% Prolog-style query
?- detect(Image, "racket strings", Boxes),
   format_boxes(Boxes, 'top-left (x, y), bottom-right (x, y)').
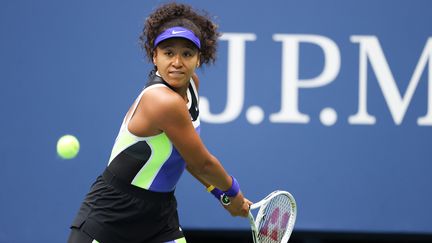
top-left (256, 194), bottom-right (293, 243)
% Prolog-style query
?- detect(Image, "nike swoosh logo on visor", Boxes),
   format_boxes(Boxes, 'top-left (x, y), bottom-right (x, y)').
top-left (172, 30), bottom-right (187, 35)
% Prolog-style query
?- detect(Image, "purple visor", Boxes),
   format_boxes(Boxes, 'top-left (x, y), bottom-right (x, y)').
top-left (154, 26), bottom-right (201, 49)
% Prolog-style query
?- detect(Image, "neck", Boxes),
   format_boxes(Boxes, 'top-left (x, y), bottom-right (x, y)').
top-left (154, 71), bottom-right (189, 102)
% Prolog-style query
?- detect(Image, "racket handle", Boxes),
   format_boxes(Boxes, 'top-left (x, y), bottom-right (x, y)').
top-left (248, 211), bottom-right (259, 243)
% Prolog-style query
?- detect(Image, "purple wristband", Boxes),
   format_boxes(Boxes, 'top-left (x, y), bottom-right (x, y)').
top-left (223, 176), bottom-right (240, 197)
top-left (210, 187), bottom-right (224, 199)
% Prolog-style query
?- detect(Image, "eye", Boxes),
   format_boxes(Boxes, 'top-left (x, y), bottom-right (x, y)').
top-left (182, 51), bottom-right (193, 57)
top-left (182, 48), bottom-right (198, 58)
top-left (164, 50), bottom-right (174, 56)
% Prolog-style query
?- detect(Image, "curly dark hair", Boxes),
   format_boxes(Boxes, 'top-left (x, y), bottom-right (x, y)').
top-left (140, 2), bottom-right (220, 67)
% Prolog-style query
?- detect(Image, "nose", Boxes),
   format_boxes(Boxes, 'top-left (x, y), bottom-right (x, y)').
top-left (172, 54), bottom-right (182, 67)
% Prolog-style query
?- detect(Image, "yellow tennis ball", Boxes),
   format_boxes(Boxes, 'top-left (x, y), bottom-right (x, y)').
top-left (57, 135), bottom-right (80, 159)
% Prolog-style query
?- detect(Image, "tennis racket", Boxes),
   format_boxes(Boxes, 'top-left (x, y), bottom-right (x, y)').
top-left (248, 190), bottom-right (297, 243)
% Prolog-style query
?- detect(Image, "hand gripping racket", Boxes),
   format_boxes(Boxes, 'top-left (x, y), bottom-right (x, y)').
top-left (248, 190), bottom-right (297, 243)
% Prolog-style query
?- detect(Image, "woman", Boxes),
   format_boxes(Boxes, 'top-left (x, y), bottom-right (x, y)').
top-left (68, 3), bottom-right (251, 243)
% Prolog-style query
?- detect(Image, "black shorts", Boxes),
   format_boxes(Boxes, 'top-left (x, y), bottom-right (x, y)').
top-left (70, 169), bottom-right (184, 243)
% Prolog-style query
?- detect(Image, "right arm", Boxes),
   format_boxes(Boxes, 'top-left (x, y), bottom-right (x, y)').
top-left (142, 87), bottom-right (250, 216)
top-left (186, 166), bottom-right (252, 217)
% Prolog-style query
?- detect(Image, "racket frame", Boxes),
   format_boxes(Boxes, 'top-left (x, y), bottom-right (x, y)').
top-left (248, 190), bottom-right (297, 243)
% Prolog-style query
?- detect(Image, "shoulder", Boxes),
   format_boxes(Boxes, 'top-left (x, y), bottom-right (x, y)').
top-left (139, 85), bottom-right (189, 128)
top-left (142, 85), bottom-right (184, 112)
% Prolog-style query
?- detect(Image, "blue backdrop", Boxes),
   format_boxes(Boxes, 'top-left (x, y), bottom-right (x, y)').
top-left (1, 0), bottom-right (432, 242)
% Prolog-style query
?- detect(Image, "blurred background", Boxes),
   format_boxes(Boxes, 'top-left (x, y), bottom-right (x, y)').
top-left (1, 0), bottom-right (432, 242)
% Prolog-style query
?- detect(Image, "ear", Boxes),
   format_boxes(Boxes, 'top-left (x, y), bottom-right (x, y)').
top-left (152, 50), bottom-right (157, 65)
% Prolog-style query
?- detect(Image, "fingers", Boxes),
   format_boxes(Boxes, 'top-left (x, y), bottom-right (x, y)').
top-left (225, 195), bottom-right (252, 218)
top-left (240, 198), bottom-right (252, 217)
top-left (245, 198), bottom-right (253, 206)
top-left (231, 199), bottom-right (250, 217)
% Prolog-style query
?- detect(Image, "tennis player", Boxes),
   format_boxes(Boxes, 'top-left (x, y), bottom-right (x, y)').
top-left (68, 3), bottom-right (251, 243)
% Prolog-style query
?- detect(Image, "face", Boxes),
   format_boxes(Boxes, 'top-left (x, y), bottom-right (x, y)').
top-left (153, 38), bottom-right (200, 91)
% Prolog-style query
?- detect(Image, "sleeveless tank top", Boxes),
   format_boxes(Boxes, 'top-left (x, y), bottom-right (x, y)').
top-left (106, 73), bottom-right (200, 192)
